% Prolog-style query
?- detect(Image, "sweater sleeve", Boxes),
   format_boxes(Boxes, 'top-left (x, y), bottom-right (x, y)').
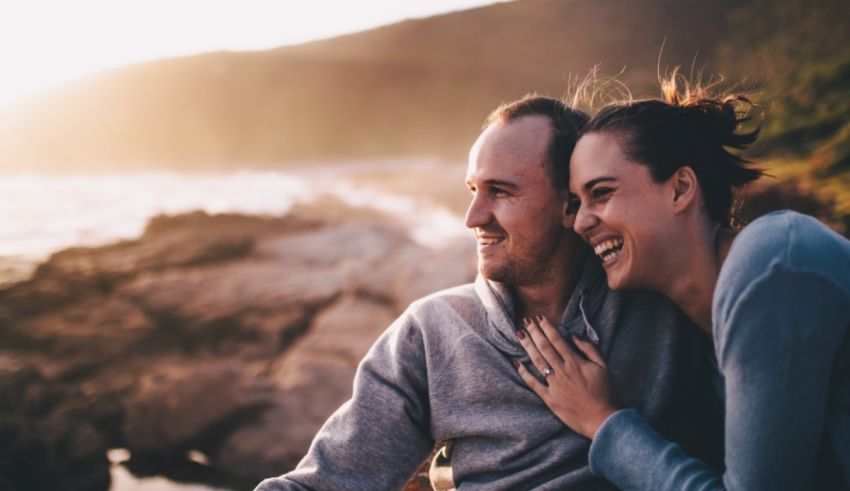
top-left (589, 409), bottom-right (723, 490)
top-left (589, 265), bottom-right (847, 490)
top-left (254, 313), bottom-right (436, 491)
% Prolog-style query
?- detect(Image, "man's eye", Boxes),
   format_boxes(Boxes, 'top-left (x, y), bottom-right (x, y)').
top-left (490, 188), bottom-right (509, 197)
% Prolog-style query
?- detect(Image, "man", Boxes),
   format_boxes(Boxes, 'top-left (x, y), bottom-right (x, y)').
top-left (256, 96), bottom-right (722, 490)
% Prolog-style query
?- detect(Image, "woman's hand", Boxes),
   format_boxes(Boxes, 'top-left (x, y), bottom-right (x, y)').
top-left (514, 315), bottom-right (619, 439)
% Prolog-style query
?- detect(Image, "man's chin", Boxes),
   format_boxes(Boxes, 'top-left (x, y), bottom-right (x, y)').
top-left (478, 261), bottom-right (514, 284)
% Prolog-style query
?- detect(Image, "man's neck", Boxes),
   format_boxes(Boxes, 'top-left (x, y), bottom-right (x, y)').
top-left (512, 247), bottom-right (587, 325)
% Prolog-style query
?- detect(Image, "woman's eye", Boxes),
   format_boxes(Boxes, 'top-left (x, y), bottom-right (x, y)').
top-left (591, 187), bottom-right (613, 199)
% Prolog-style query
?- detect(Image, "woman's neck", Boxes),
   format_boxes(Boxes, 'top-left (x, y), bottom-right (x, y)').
top-left (662, 223), bottom-right (735, 335)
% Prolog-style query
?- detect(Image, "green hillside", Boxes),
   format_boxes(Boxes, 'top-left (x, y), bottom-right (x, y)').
top-left (0, 0), bottom-right (733, 170)
top-left (716, 0), bottom-right (850, 220)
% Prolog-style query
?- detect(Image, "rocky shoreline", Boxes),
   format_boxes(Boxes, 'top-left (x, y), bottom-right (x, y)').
top-left (0, 198), bottom-right (475, 490)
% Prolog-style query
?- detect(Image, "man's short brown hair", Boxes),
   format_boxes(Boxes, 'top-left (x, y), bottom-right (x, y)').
top-left (485, 96), bottom-right (589, 189)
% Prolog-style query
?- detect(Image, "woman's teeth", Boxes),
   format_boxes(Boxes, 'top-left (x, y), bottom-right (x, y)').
top-left (594, 238), bottom-right (624, 263)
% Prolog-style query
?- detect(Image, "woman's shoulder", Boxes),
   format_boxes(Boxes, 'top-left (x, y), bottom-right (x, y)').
top-left (729, 210), bottom-right (850, 276)
top-left (715, 211), bottom-right (850, 327)
top-left (713, 211), bottom-right (850, 360)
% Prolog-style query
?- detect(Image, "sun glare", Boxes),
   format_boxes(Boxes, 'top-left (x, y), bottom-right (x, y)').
top-left (0, 0), bottom-right (507, 111)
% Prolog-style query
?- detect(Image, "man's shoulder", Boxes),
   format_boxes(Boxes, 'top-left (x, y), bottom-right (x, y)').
top-left (406, 282), bottom-right (481, 315)
top-left (388, 281), bottom-right (493, 345)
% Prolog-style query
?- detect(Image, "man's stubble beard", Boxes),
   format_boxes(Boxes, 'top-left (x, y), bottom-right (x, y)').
top-left (478, 223), bottom-right (565, 287)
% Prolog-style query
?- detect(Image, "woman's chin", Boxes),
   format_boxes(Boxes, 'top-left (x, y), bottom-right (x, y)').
top-left (605, 275), bottom-right (628, 291)
top-left (602, 255), bottom-right (635, 290)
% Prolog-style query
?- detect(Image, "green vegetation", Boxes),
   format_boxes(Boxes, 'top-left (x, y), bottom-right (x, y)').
top-left (759, 52), bottom-right (850, 166)
top-left (716, 0), bottom-right (850, 223)
top-left (740, 50), bottom-right (850, 222)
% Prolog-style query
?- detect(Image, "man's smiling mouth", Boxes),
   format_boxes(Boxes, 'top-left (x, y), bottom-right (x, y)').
top-left (478, 237), bottom-right (504, 245)
top-left (593, 238), bottom-right (624, 263)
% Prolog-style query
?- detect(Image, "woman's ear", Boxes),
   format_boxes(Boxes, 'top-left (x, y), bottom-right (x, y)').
top-left (562, 194), bottom-right (577, 229)
top-left (671, 166), bottom-right (698, 214)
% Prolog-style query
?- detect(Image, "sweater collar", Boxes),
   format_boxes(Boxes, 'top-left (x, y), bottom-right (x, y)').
top-left (474, 258), bottom-right (612, 358)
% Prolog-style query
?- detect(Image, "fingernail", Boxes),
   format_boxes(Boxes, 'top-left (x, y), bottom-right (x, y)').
top-left (512, 360), bottom-right (521, 369)
top-left (516, 330), bottom-right (526, 340)
top-left (522, 317), bottom-right (531, 326)
top-left (536, 314), bottom-right (544, 322)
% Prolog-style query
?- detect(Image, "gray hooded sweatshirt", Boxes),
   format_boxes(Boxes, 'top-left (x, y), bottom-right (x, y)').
top-left (255, 260), bottom-right (723, 490)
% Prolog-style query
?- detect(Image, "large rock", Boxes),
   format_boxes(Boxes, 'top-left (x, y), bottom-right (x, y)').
top-left (4, 297), bottom-right (155, 371)
top-left (255, 221), bottom-right (476, 308)
top-left (117, 261), bottom-right (343, 355)
top-left (0, 211), bottom-right (319, 319)
top-left (122, 360), bottom-right (274, 455)
top-left (0, 366), bottom-right (111, 491)
top-left (0, 202), bottom-right (476, 489)
top-left (214, 295), bottom-right (397, 479)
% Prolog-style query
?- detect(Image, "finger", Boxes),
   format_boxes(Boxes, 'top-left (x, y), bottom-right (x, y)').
top-left (530, 315), bottom-right (586, 376)
top-left (535, 315), bottom-right (575, 362)
top-left (516, 327), bottom-right (551, 378)
top-left (572, 335), bottom-right (606, 367)
top-left (514, 360), bottom-right (548, 398)
top-left (525, 317), bottom-right (564, 369)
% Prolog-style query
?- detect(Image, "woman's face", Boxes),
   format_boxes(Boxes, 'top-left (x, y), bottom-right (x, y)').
top-left (569, 132), bottom-right (679, 291)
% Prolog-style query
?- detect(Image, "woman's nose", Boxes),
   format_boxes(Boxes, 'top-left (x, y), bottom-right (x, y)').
top-left (573, 204), bottom-right (598, 237)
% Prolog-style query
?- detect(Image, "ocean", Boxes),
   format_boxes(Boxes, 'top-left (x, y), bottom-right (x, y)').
top-left (0, 161), bottom-right (470, 284)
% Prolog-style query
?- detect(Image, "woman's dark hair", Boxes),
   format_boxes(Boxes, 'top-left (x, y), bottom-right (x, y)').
top-left (584, 72), bottom-right (763, 226)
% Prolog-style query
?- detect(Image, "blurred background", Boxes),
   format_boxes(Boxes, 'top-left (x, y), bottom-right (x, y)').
top-left (0, 0), bottom-right (848, 489)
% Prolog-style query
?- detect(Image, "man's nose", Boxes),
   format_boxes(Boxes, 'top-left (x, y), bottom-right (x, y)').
top-left (573, 204), bottom-right (598, 237)
top-left (464, 193), bottom-right (491, 229)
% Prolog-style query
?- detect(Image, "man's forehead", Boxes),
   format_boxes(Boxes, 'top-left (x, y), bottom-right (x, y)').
top-left (466, 116), bottom-right (552, 181)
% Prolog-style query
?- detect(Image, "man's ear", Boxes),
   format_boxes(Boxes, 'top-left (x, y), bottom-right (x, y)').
top-left (670, 166), bottom-right (698, 214)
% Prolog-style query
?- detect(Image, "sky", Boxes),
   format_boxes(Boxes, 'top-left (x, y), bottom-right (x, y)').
top-left (0, 0), bottom-right (507, 110)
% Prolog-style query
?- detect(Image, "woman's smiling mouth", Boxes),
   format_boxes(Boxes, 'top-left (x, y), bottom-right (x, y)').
top-left (593, 238), bottom-right (624, 264)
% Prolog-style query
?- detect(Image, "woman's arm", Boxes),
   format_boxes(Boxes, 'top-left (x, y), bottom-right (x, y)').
top-left (516, 316), bottom-right (722, 490)
top-left (711, 266), bottom-right (846, 490)
top-left (517, 267), bottom-right (847, 490)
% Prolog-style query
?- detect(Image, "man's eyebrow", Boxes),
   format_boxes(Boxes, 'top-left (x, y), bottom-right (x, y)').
top-left (465, 179), bottom-right (519, 189)
top-left (583, 176), bottom-right (617, 190)
top-left (483, 179), bottom-right (519, 189)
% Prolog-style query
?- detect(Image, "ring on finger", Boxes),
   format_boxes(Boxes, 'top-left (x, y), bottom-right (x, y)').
top-left (542, 366), bottom-right (553, 377)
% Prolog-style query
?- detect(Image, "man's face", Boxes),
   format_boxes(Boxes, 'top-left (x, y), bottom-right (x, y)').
top-left (465, 115), bottom-right (573, 286)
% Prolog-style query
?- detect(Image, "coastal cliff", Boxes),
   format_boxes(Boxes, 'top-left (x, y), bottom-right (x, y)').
top-left (0, 199), bottom-right (475, 489)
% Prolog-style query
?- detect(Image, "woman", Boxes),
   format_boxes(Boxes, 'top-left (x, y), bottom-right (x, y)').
top-left (514, 76), bottom-right (850, 490)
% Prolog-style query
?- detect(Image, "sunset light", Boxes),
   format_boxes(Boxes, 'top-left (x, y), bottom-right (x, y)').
top-left (0, 0), bottom-right (507, 111)
top-left (1, 1), bottom-right (848, 490)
